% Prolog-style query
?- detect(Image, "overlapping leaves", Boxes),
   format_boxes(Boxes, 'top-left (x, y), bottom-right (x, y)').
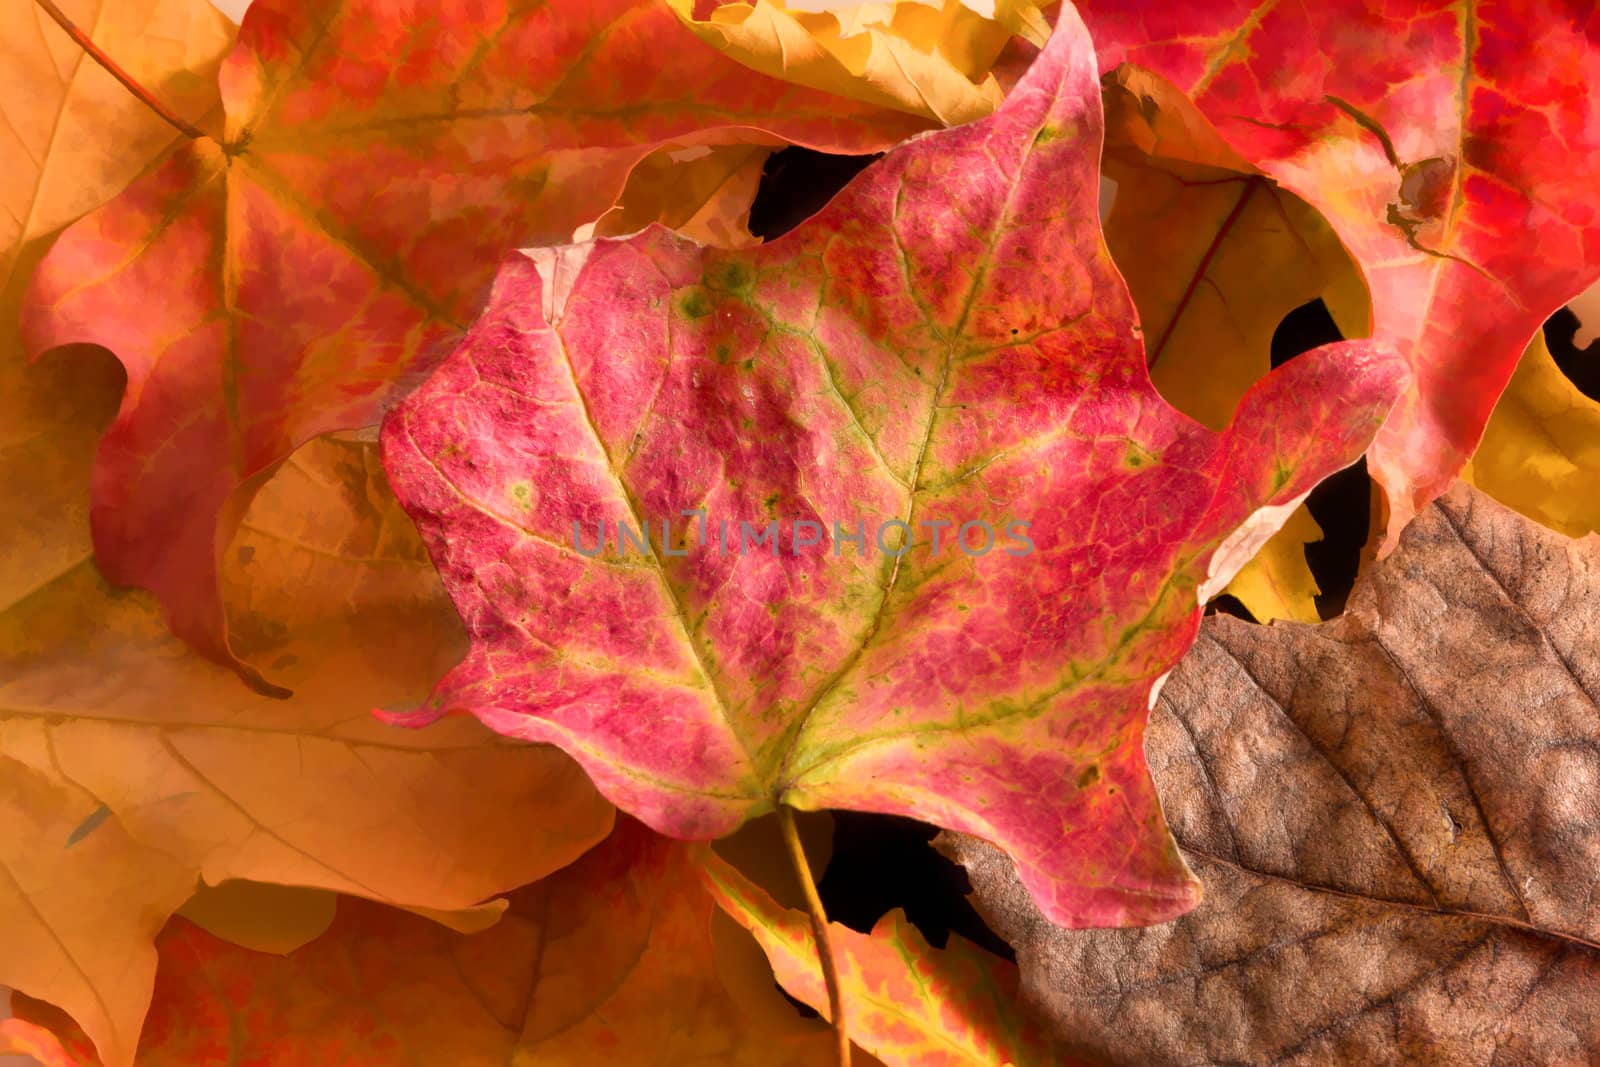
top-left (379, 5), bottom-right (1404, 927)
top-left (946, 484), bottom-right (1600, 1064)
top-left (1079, 0), bottom-right (1600, 546)
top-left (7, 0), bottom-right (1600, 1064)
top-left (12, 822), bottom-right (845, 1066)
top-left (20, 0), bottom-right (930, 680)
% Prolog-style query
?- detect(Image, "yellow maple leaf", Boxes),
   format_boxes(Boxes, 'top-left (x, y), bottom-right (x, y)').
top-left (1464, 331), bottom-right (1600, 538)
top-left (668, 0), bottom-right (1047, 125)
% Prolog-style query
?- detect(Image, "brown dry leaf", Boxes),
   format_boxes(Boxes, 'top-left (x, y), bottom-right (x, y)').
top-left (1100, 66), bottom-right (1368, 624)
top-left (943, 482), bottom-right (1600, 1066)
top-left (0, 435), bottom-right (613, 1067)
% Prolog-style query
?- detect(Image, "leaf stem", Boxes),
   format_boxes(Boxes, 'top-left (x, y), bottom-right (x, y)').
top-left (32, 0), bottom-right (208, 140)
top-left (777, 805), bottom-right (851, 1067)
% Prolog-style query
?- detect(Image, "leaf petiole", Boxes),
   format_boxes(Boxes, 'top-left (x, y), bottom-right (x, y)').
top-left (32, 0), bottom-right (209, 140)
top-left (777, 805), bottom-right (851, 1067)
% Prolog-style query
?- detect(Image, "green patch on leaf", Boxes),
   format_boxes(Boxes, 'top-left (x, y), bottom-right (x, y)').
top-left (1123, 439), bottom-right (1158, 469)
top-left (709, 261), bottom-right (755, 292)
top-left (678, 289), bottom-right (713, 319)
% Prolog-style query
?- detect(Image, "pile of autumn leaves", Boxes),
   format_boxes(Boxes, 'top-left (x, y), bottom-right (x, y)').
top-left (4, 0), bottom-right (1600, 1064)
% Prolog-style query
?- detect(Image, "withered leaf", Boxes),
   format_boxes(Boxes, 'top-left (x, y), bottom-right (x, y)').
top-left (944, 483), bottom-right (1600, 1066)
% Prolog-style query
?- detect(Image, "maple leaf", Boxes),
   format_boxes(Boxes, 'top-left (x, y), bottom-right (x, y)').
top-left (0, 752), bottom-right (194, 1067)
top-left (0, 434), bottom-right (612, 1067)
top-left (671, 0), bottom-right (1047, 125)
top-left (381, 7), bottom-right (1406, 928)
top-left (2, 348), bottom-right (123, 612)
top-left (218, 434), bottom-right (463, 671)
top-left (702, 851), bottom-right (1075, 1066)
top-left (15, 821), bottom-right (844, 1066)
top-left (18, 0), bottom-right (930, 684)
top-left (943, 483), bottom-right (1600, 1065)
top-left (1098, 66), bottom-right (1369, 623)
top-left (1076, 0), bottom-right (1600, 548)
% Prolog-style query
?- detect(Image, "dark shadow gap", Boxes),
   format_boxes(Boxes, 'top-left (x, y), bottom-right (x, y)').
top-left (1269, 298), bottom-right (1372, 618)
top-left (818, 811), bottom-right (1015, 963)
top-left (748, 148), bottom-right (881, 241)
top-left (1205, 594), bottom-right (1257, 622)
top-left (1543, 306), bottom-right (1600, 401)
top-left (1303, 460), bottom-right (1374, 619)
top-left (1269, 297), bottom-right (1343, 370)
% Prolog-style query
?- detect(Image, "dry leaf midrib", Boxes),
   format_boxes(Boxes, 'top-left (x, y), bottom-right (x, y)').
top-left (1433, 494), bottom-right (1600, 712)
top-left (1179, 847), bottom-right (1600, 954)
top-left (1363, 629), bottom-right (1535, 923)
